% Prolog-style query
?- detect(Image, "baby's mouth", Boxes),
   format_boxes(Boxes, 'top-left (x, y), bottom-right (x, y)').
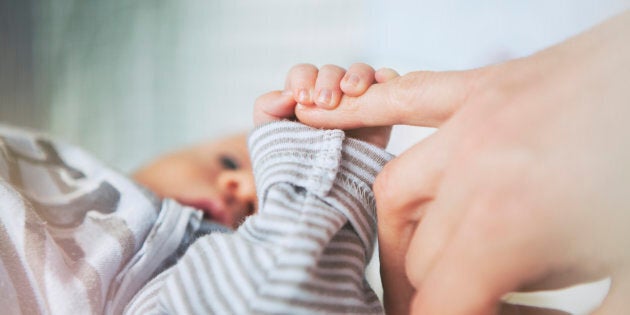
top-left (178, 197), bottom-right (228, 225)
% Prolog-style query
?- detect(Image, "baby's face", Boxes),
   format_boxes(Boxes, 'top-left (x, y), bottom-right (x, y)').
top-left (133, 133), bottom-right (255, 229)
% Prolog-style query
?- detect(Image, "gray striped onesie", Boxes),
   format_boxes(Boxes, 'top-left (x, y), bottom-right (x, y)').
top-left (0, 121), bottom-right (392, 314)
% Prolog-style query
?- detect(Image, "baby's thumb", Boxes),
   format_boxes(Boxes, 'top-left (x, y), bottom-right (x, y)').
top-left (295, 69), bottom-right (484, 129)
top-left (253, 90), bottom-right (297, 125)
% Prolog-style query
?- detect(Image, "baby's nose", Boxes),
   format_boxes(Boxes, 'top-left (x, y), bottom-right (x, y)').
top-left (220, 171), bottom-right (255, 202)
top-left (218, 171), bottom-right (257, 225)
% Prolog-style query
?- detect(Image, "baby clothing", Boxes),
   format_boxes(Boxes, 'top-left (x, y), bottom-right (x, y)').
top-left (0, 124), bottom-right (207, 314)
top-left (0, 121), bottom-right (392, 314)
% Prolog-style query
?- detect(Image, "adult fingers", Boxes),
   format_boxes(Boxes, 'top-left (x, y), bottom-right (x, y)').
top-left (253, 90), bottom-right (297, 125)
top-left (296, 68), bottom-right (488, 129)
top-left (409, 213), bottom-right (548, 315)
top-left (340, 63), bottom-right (376, 97)
top-left (375, 131), bottom-right (449, 215)
top-left (285, 63), bottom-right (319, 106)
top-left (406, 148), bottom-right (569, 315)
top-left (375, 131), bottom-right (450, 315)
top-left (313, 64), bottom-right (346, 109)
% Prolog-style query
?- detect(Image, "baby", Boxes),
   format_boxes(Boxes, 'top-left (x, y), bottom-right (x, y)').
top-left (0, 63), bottom-right (394, 314)
top-left (132, 133), bottom-right (256, 229)
top-left (131, 63), bottom-right (394, 230)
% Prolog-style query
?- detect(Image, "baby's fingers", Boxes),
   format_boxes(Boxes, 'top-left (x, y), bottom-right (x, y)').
top-left (285, 63), bottom-right (349, 109)
top-left (285, 63), bottom-right (318, 106)
top-left (253, 90), bottom-right (296, 125)
top-left (341, 63), bottom-right (376, 97)
top-left (313, 64), bottom-right (345, 109)
top-left (375, 67), bottom-right (400, 83)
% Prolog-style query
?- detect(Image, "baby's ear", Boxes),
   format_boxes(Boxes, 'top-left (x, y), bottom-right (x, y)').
top-left (253, 90), bottom-right (297, 125)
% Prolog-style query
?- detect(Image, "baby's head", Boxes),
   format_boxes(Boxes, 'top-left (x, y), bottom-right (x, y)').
top-left (133, 133), bottom-right (256, 229)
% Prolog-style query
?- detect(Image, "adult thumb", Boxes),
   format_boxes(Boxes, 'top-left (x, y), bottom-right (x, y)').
top-left (295, 68), bottom-right (486, 129)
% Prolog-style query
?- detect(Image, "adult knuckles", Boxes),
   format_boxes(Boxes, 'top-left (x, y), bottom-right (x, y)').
top-left (390, 70), bottom-right (478, 126)
top-left (389, 72), bottom-right (429, 123)
top-left (374, 161), bottom-right (427, 223)
top-left (374, 163), bottom-right (410, 220)
top-left (374, 165), bottom-right (397, 212)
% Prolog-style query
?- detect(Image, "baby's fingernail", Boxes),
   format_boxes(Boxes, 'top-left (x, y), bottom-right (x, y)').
top-left (317, 89), bottom-right (332, 107)
top-left (344, 73), bottom-right (360, 87)
top-left (298, 89), bottom-right (310, 103)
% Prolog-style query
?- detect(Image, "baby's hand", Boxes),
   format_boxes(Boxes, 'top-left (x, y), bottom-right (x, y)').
top-left (253, 90), bottom-right (297, 125)
top-left (253, 63), bottom-right (398, 148)
top-left (284, 63), bottom-right (399, 109)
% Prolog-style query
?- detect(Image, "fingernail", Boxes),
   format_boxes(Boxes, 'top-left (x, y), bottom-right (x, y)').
top-left (296, 103), bottom-right (307, 112)
top-left (298, 89), bottom-right (310, 103)
top-left (317, 89), bottom-right (332, 107)
top-left (281, 90), bottom-right (293, 96)
top-left (345, 73), bottom-right (360, 87)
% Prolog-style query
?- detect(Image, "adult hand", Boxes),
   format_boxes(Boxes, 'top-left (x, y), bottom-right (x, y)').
top-left (295, 11), bottom-right (630, 315)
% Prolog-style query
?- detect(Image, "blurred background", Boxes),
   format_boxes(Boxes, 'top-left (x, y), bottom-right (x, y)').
top-left (2, 0), bottom-right (627, 172)
top-left (1, 0), bottom-right (628, 312)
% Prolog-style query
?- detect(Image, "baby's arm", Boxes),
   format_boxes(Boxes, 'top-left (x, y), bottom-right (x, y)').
top-left (125, 65), bottom-right (396, 315)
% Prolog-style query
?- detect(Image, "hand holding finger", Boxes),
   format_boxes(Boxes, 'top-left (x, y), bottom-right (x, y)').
top-left (297, 68), bottom-right (486, 129)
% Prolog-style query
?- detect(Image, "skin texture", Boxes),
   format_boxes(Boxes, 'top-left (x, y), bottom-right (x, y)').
top-left (289, 11), bottom-right (630, 315)
top-left (280, 64), bottom-right (569, 315)
top-left (133, 133), bottom-right (256, 229)
top-left (254, 63), bottom-right (399, 149)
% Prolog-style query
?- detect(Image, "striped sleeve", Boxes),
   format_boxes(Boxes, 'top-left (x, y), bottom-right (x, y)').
top-left (125, 121), bottom-right (393, 315)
